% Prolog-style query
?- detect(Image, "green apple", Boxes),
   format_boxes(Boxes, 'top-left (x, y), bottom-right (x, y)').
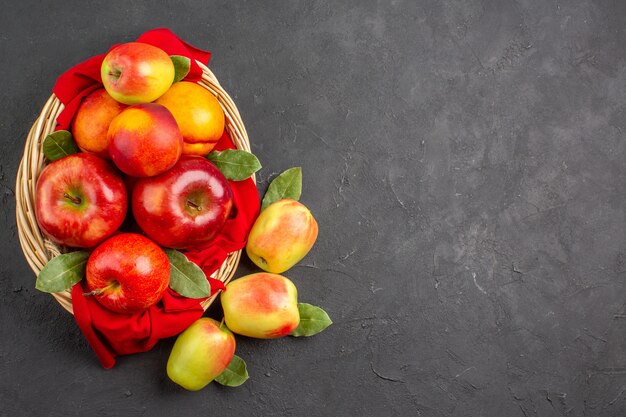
top-left (167, 318), bottom-right (236, 391)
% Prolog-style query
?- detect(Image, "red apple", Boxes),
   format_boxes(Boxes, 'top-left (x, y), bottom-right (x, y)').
top-left (131, 156), bottom-right (233, 249)
top-left (108, 103), bottom-right (183, 177)
top-left (221, 273), bottom-right (300, 339)
top-left (101, 42), bottom-right (175, 105)
top-left (85, 233), bottom-right (170, 313)
top-left (35, 153), bottom-right (127, 248)
top-left (71, 88), bottom-right (126, 158)
top-left (167, 318), bottom-right (236, 391)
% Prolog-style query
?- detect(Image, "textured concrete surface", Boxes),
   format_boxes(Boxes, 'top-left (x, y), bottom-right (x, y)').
top-left (1, 1), bottom-right (625, 416)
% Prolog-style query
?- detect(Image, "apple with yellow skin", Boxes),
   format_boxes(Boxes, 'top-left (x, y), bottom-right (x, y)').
top-left (221, 273), bottom-right (300, 339)
top-left (155, 81), bottom-right (225, 152)
top-left (72, 88), bottom-right (126, 158)
top-left (101, 42), bottom-right (174, 105)
top-left (167, 318), bottom-right (236, 391)
top-left (246, 199), bottom-right (318, 274)
top-left (108, 103), bottom-right (183, 177)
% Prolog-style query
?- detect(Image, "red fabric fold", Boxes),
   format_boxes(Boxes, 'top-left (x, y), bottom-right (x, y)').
top-left (54, 29), bottom-right (259, 368)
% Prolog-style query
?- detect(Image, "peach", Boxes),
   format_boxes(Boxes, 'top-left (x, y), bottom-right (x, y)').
top-left (101, 42), bottom-right (174, 105)
top-left (182, 141), bottom-right (215, 156)
top-left (221, 273), bottom-right (299, 339)
top-left (246, 199), bottom-right (318, 273)
top-left (155, 81), bottom-right (224, 146)
top-left (108, 103), bottom-right (183, 177)
top-left (71, 88), bottom-right (126, 158)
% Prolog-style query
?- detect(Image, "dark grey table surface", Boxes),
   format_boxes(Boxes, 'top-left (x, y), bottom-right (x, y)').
top-left (1, 1), bottom-right (625, 416)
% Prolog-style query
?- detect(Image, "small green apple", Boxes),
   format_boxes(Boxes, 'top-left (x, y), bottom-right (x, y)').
top-left (167, 318), bottom-right (236, 391)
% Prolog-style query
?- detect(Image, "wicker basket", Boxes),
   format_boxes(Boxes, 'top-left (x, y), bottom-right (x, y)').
top-left (15, 62), bottom-right (254, 315)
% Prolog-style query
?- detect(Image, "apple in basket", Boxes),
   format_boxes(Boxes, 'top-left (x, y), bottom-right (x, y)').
top-left (131, 156), bottom-right (233, 249)
top-left (85, 233), bottom-right (170, 313)
top-left (35, 153), bottom-right (127, 248)
top-left (107, 103), bottom-right (183, 177)
top-left (155, 81), bottom-right (225, 156)
top-left (101, 42), bottom-right (175, 105)
top-left (167, 318), bottom-right (236, 391)
top-left (71, 88), bottom-right (126, 158)
top-left (221, 273), bottom-right (300, 339)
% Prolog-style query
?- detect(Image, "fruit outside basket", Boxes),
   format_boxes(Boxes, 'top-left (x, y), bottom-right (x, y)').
top-left (15, 62), bottom-right (254, 314)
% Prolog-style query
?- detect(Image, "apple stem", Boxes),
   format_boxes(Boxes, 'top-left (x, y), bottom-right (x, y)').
top-left (83, 280), bottom-right (119, 297)
top-left (219, 317), bottom-right (226, 329)
top-left (186, 200), bottom-right (202, 211)
top-left (64, 192), bottom-right (82, 205)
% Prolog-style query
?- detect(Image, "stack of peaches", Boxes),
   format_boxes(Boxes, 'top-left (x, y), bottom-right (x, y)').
top-left (34, 42), bottom-right (330, 391)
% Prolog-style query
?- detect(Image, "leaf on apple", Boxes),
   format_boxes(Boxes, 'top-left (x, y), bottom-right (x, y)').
top-left (215, 354), bottom-right (249, 387)
top-left (170, 55), bottom-right (191, 83)
top-left (261, 167), bottom-right (302, 211)
top-left (42, 130), bottom-right (79, 161)
top-left (290, 303), bottom-right (332, 337)
top-left (165, 249), bottom-right (212, 298)
top-left (206, 149), bottom-right (262, 181)
top-left (35, 251), bottom-right (90, 293)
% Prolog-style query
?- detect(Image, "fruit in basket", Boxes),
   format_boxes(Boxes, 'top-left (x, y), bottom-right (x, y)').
top-left (72, 88), bottom-right (127, 158)
top-left (167, 318), bottom-right (236, 391)
top-left (101, 42), bottom-right (175, 105)
top-left (108, 103), bottom-right (183, 177)
top-left (246, 199), bottom-right (318, 274)
top-left (182, 141), bottom-right (215, 156)
top-left (155, 81), bottom-right (225, 155)
top-left (131, 156), bottom-right (233, 249)
top-left (221, 273), bottom-right (300, 339)
top-left (85, 233), bottom-right (170, 313)
top-left (35, 153), bottom-right (127, 248)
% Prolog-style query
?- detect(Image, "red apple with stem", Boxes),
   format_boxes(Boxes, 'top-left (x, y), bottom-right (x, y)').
top-left (35, 153), bottom-right (127, 248)
top-left (101, 42), bottom-right (175, 105)
top-left (85, 233), bottom-right (170, 313)
top-left (131, 156), bottom-right (233, 249)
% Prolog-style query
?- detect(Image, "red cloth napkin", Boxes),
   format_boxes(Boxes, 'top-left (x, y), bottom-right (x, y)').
top-left (51, 28), bottom-right (259, 368)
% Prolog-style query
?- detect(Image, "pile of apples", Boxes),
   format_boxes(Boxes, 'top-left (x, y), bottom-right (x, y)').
top-left (33, 41), bottom-right (330, 391)
top-left (36, 42), bottom-right (236, 313)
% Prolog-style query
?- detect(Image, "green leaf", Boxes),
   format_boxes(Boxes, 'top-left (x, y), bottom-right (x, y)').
top-left (207, 149), bottom-right (262, 181)
top-left (261, 167), bottom-right (302, 211)
top-left (290, 303), bottom-right (332, 337)
top-left (42, 130), bottom-right (78, 161)
top-left (215, 355), bottom-right (249, 387)
top-left (170, 55), bottom-right (191, 83)
top-left (35, 251), bottom-right (89, 293)
top-left (165, 249), bottom-right (211, 298)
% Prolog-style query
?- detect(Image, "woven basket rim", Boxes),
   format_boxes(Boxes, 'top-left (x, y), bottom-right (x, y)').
top-left (15, 61), bottom-right (254, 315)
